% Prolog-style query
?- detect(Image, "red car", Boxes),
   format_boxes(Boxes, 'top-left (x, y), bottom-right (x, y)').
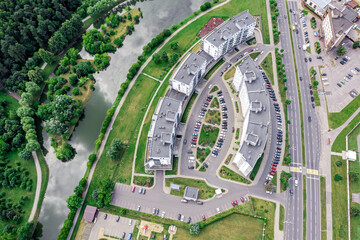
top-left (131, 186), bottom-right (135, 192)
top-left (240, 197), bottom-right (245, 203)
top-left (202, 214), bottom-right (206, 220)
top-left (269, 171), bottom-right (275, 176)
top-left (231, 201), bottom-right (236, 207)
top-left (248, 49), bottom-right (254, 53)
top-left (271, 166), bottom-right (277, 170)
top-left (272, 164), bottom-right (278, 167)
top-left (266, 83), bottom-right (272, 87)
top-left (192, 138), bottom-right (197, 142)
top-left (234, 200), bottom-right (238, 206)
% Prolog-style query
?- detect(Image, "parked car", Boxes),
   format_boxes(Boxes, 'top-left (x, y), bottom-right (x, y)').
top-left (178, 214), bottom-right (181, 220)
top-left (104, 214), bottom-right (108, 220)
top-left (116, 216), bottom-right (120, 222)
top-left (202, 214), bottom-right (206, 220)
top-left (131, 186), bottom-right (135, 192)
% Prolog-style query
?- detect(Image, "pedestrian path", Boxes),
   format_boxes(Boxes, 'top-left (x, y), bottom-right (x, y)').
top-left (142, 73), bottom-right (162, 82)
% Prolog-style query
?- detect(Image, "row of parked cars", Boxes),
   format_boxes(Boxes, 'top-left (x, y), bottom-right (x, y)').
top-left (212, 90), bottom-right (227, 157)
top-left (335, 64), bottom-right (360, 88)
top-left (231, 196), bottom-right (248, 207)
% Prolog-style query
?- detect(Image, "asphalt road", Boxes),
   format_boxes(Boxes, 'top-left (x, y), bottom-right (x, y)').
top-left (276, 0), bottom-right (304, 239)
top-left (110, 44), bottom-right (288, 227)
top-left (288, 2), bottom-right (321, 240)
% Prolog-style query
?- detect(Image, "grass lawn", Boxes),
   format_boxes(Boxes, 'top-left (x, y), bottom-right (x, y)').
top-left (219, 165), bottom-right (251, 184)
top-left (86, 74), bottom-right (159, 206)
top-left (328, 94), bottom-right (360, 129)
top-left (143, 0), bottom-right (270, 79)
top-left (210, 97), bottom-right (219, 108)
top-left (270, 2), bottom-right (279, 44)
top-left (280, 171), bottom-right (292, 192)
top-left (261, 52), bottom-right (274, 85)
top-left (309, 67), bottom-right (320, 106)
top-left (0, 151), bottom-right (37, 232)
top-left (331, 155), bottom-right (348, 240)
top-left (250, 52), bottom-right (261, 60)
top-left (320, 176), bottom-right (327, 240)
top-left (279, 204), bottom-right (285, 231)
top-left (181, 93), bottom-right (198, 123)
top-left (174, 213), bottom-right (263, 240)
top-left (165, 157), bottom-right (178, 175)
top-left (224, 67), bottom-right (235, 80)
top-left (134, 79), bottom-right (169, 174)
top-left (224, 154), bottom-right (233, 164)
top-left (303, 176), bottom-right (306, 240)
top-left (252, 198), bottom-right (276, 239)
top-left (204, 60), bottom-right (225, 80)
top-left (133, 176), bottom-right (154, 187)
top-left (204, 109), bottom-right (221, 125)
top-left (210, 85), bottom-right (219, 93)
top-left (165, 177), bottom-right (217, 200)
top-left (198, 124), bottom-right (219, 147)
top-left (249, 154), bottom-right (263, 180)
top-left (197, 147), bottom-right (210, 163)
top-left (332, 112), bottom-right (360, 153)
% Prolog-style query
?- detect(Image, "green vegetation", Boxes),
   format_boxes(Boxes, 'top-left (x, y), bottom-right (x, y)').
top-left (204, 60), bottom-right (225, 80)
top-left (165, 157), bottom-right (178, 176)
top-left (249, 52), bottom-right (261, 60)
top-left (199, 125), bottom-right (219, 147)
top-left (181, 93), bottom-right (198, 123)
top-left (224, 154), bottom-right (233, 165)
top-left (328, 95), bottom-right (360, 129)
top-left (332, 112), bottom-right (360, 152)
top-left (261, 52), bottom-right (274, 85)
top-left (133, 176), bottom-right (154, 187)
top-left (314, 41), bottom-right (321, 54)
top-left (269, 0), bottom-right (280, 44)
top-left (320, 176), bottom-right (327, 240)
top-left (303, 176), bottom-right (306, 240)
top-left (224, 67), bottom-right (235, 80)
top-left (331, 155), bottom-right (348, 239)
top-left (210, 85), bottom-right (219, 93)
top-left (309, 67), bottom-right (320, 106)
top-left (219, 165), bottom-right (251, 184)
top-left (249, 154), bottom-right (263, 180)
top-left (197, 147), bottom-right (210, 163)
top-left (165, 177), bottom-right (216, 200)
top-left (205, 110), bottom-right (221, 125)
top-left (279, 204), bottom-right (285, 231)
top-left (280, 170), bottom-right (292, 192)
top-left (210, 97), bottom-right (219, 108)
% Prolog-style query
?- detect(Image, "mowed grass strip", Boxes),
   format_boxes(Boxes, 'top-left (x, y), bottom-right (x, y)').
top-left (86, 75), bottom-right (159, 205)
top-left (328, 94), bottom-right (360, 129)
top-left (142, 0), bottom-right (270, 79)
top-left (279, 204), bottom-right (285, 231)
top-left (261, 52), bottom-right (274, 85)
top-left (332, 112), bottom-right (360, 153)
top-left (320, 176), bottom-right (327, 240)
top-left (331, 155), bottom-right (348, 240)
top-left (165, 177), bottom-right (216, 200)
top-left (219, 165), bottom-right (251, 184)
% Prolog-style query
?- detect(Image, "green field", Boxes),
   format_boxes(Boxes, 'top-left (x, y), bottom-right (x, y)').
top-left (198, 125), bottom-right (219, 147)
top-left (328, 95), bottom-right (360, 129)
top-left (133, 176), bottom-right (154, 187)
top-left (86, 74), bottom-right (159, 206)
top-left (332, 112), bottom-right (360, 153)
top-left (331, 155), bottom-right (348, 240)
top-left (181, 93), bottom-right (198, 123)
top-left (320, 176), bottom-right (327, 240)
top-left (142, 0), bottom-right (270, 79)
top-left (249, 154), bottom-right (264, 180)
top-left (303, 176), bottom-right (306, 239)
top-left (205, 109), bottom-right (221, 125)
top-left (210, 97), bottom-right (219, 108)
top-left (165, 177), bottom-right (217, 200)
top-left (197, 147), bottom-right (210, 163)
top-left (279, 204), bottom-right (285, 231)
top-left (261, 52), bottom-right (274, 85)
top-left (204, 60), bottom-right (225, 80)
top-left (224, 67), bottom-right (235, 80)
top-left (250, 52), bottom-right (261, 60)
top-left (219, 165), bottom-right (251, 184)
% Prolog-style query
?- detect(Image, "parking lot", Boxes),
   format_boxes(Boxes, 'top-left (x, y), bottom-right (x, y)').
top-left (88, 212), bottom-right (135, 240)
top-left (318, 40), bottom-right (360, 112)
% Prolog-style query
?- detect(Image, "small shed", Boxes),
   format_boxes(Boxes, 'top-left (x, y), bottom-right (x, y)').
top-left (347, 150), bottom-right (357, 161)
top-left (215, 188), bottom-right (222, 195)
top-left (184, 186), bottom-right (199, 201)
top-left (83, 205), bottom-right (98, 223)
top-left (170, 184), bottom-right (181, 191)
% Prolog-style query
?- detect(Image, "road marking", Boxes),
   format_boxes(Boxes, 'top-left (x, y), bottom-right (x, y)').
top-left (306, 168), bottom-right (319, 175)
top-left (290, 166), bottom-right (301, 172)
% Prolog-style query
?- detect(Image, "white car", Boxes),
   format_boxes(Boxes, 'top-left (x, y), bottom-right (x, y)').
top-left (137, 205), bottom-right (141, 211)
top-left (216, 208), bottom-right (221, 213)
top-left (129, 219), bottom-right (133, 225)
top-left (180, 215), bottom-right (185, 221)
top-left (345, 56), bottom-right (350, 60)
top-left (161, 211), bottom-right (165, 218)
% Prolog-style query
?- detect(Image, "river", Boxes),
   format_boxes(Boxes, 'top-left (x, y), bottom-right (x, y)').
top-left (39, 0), bottom-right (207, 238)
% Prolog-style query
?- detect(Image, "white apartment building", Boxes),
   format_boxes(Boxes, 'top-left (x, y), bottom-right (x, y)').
top-left (202, 10), bottom-right (256, 60)
top-left (170, 53), bottom-right (207, 96)
top-left (232, 57), bottom-right (270, 177)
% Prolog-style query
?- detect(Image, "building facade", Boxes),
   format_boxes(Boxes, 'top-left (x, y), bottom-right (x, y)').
top-left (145, 97), bottom-right (182, 170)
top-left (202, 10), bottom-right (256, 60)
top-left (170, 53), bottom-right (207, 96)
top-left (232, 57), bottom-right (270, 177)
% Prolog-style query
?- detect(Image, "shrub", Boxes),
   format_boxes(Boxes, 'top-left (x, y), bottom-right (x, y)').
top-left (334, 174), bottom-right (343, 181)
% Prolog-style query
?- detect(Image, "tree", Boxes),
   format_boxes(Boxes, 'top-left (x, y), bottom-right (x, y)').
top-left (19, 149), bottom-right (32, 161)
top-left (336, 161), bottom-right (343, 167)
top-left (38, 48), bottom-right (55, 64)
top-left (336, 45), bottom-right (347, 56)
top-left (66, 194), bottom-right (83, 211)
top-left (161, 51), bottom-right (169, 62)
top-left (190, 223), bottom-right (200, 235)
top-left (170, 53), bottom-right (179, 64)
top-left (17, 106), bottom-right (35, 118)
top-left (350, 172), bottom-right (359, 182)
top-left (114, 38), bottom-right (123, 48)
top-left (107, 138), bottom-right (123, 160)
top-left (134, 15), bottom-right (140, 24)
top-left (311, 69), bottom-right (317, 76)
top-left (72, 87), bottom-right (81, 96)
top-left (25, 82), bottom-right (41, 97)
top-left (334, 174), bottom-right (343, 181)
top-left (17, 222), bottom-right (34, 240)
top-left (170, 41), bottom-right (178, 50)
top-left (26, 139), bottom-right (40, 152)
top-left (152, 53), bottom-right (161, 64)
top-left (56, 141), bottom-right (77, 162)
top-left (27, 67), bottom-right (43, 84)
top-left (285, 99), bottom-right (291, 105)
top-left (353, 41), bottom-right (360, 49)
top-left (313, 80), bottom-right (319, 86)
top-left (351, 205), bottom-right (360, 217)
top-left (19, 93), bottom-right (33, 106)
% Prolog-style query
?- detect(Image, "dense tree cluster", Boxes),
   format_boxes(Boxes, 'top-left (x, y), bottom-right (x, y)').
top-left (87, 0), bottom-right (116, 16)
top-left (200, 2), bottom-right (212, 11)
top-left (91, 178), bottom-right (114, 208)
top-left (83, 29), bottom-right (116, 55)
top-left (142, 29), bottom-right (172, 54)
top-left (0, 0), bottom-right (81, 92)
top-left (94, 53), bottom-right (110, 70)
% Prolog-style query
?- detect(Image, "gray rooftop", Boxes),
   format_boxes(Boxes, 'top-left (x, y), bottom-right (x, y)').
top-left (311, 0), bottom-right (331, 9)
top-left (341, 7), bottom-right (359, 23)
top-left (173, 53), bottom-right (207, 85)
top-left (204, 10), bottom-right (256, 48)
top-left (184, 186), bottom-right (199, 200)
top-left (331, 8), bottom-right (356, 36)
top-left (148, 97), bottom-right (182, 159)
top-left (237, 57), bottom-right (270, 168)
